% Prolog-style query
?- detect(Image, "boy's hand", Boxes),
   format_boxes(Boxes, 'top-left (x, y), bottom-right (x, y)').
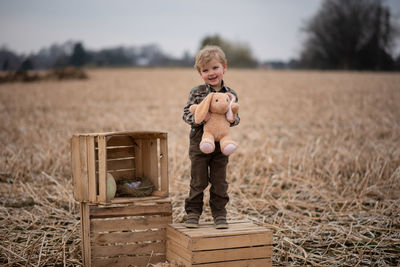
top-left (189, 104), bottom-right (198, 114)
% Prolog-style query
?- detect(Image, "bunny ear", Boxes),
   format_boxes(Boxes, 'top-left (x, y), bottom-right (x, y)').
top-left (226, 92), bottom-right (236, 102)
top-left (195, 93), bottom-right (214, 124)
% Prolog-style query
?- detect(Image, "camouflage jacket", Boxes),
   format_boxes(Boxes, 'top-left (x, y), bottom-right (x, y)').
top-left (182, 82), bottom-right (240, 128)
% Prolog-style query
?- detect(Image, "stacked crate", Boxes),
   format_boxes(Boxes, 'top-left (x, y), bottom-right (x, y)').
top-left (166, 222), bottom-right (273, 267)
top-left (71, 131), bottom-right (171, 267)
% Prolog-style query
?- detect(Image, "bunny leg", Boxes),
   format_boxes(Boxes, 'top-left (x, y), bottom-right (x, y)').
top-left (200, 131), bottom-right (215, 154)
top-left (220, 135), bottom-right (238, 155)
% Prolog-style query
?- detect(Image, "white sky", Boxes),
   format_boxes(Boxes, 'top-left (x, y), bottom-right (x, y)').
top-left (1, 0), bottom-right (399, 61)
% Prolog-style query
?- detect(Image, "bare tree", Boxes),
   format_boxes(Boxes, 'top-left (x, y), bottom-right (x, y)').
top-left (300, 0), bottom-right (397, 70)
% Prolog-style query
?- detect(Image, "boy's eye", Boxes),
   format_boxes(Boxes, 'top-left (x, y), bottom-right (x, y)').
top-left (216, 99), bottom-right (218, 102)
top-left (213, 66), bottom-right (218, 70)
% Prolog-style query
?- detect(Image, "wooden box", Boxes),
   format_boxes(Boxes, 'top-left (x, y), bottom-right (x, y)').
top-left (166, 222), bottom-right (272, 267)
top-left (80, 198), bottom-right (172, 267)
top-left (72, 131), bottom-right (168, 204)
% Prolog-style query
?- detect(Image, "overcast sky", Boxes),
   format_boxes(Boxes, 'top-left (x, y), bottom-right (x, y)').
top-left (1, 0), bottom-right (400, 61)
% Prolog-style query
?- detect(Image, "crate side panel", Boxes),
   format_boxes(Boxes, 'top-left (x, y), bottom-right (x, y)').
top-left (167, 225), bottom-right (191, 249)
top-left (167, 247), bottom-right (192, 267)
top-left (166, 240), bottom-right (192, 262)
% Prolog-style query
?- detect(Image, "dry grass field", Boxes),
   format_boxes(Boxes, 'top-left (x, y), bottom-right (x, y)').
top-left (1, 68), bottom-right (399, 266)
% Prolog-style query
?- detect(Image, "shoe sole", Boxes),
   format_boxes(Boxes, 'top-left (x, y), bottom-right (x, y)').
top-left (215, 224), bottom-right (229, 229)
top-left (185, 223), bottom-right (199, 228)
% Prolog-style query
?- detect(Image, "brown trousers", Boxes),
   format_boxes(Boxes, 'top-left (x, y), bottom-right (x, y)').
top-left (184, 126), bottom-right (229, 218)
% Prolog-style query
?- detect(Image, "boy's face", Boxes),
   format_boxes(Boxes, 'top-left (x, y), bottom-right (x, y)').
top-left (199, 59), bottom-right (227, 90)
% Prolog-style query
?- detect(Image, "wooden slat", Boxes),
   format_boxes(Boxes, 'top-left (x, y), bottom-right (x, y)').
top-left (107, 169), bottom-right (135, 180)
top-left (106, 158), bottom-right (135, 171)
top-left (106, 146), bottom-right (135, 159)
top-left (159, 137), bottom-right (169, 194)
top-left (193, 246), bottom-right (271, 264)
top-left (193, 258), bottom-right (272, 267)
top-left (191, 231), bottom-right (272, 250)
top-left (97, 136), bottom-right (107, 203)
top-left (92, 241), bottom-right (165, 258)
top-left (91, 215), bottom-right (172, 232)
top-left (71, 136), bottom-right (82, 201)
top-left (149, 139), bottom-right (159, 190)
top-left (107, 135), bottom-right (135, 147)
top-left (92, 229), bottom-right (166, 245)
top-left (141, 139), bottom-right (151, 181)
top-left (171, 223), bottom-right (271, 238)
top-left (91, 254), bottom-right (165, 267)
top-left (89, 202), bottom-right (172, 218)
top-left (80, 203), bottom-right (91, 266)
top-left (170, 222), bottom-right (266, 237)
top-left (87, 136), bottom-right (97, 202)
top-left (134, 139), bottom-right (143, 178)
top-left (110, 196), bottom-right (170, 204)
top-left (79, 136), bottom-right (89, 201)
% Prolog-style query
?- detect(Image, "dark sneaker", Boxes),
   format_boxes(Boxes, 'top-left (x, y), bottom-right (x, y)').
top-left (214, 216), bottom-right (229, 229)
top-left (185, 214), bottom-right (200, 228)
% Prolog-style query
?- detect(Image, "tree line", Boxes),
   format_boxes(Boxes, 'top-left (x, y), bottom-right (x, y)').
top-left (1, 0), bottom-right (399, 71)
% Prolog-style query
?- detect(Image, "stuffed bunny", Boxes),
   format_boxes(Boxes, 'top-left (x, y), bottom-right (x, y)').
top-left (189, 92), bottom-right (239, 155)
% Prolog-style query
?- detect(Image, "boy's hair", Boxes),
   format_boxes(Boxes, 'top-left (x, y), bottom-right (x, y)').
top-left (194, 45), bottom-right (227, 72)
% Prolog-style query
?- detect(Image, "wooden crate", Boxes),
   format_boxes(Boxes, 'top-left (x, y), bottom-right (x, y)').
top-left (80, 198), bottom-right (172, 267)
top-left (71, 131), bottom-right (168, 204)
top-left (166, 222), bottom-right (272, 267)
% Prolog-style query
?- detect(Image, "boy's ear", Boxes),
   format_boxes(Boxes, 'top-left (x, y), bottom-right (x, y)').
top-left (223, 63), bottom-right (227, 73)
top-left (195, 93), bottom-right (214, 124)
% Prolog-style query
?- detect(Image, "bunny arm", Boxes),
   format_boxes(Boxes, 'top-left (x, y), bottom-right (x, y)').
top-left (231, 103), bottom-right (239, 114)
top-left (227, 103), bottom-right (239, 123)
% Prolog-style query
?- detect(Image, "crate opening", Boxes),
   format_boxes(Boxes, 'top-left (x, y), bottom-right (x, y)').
top-left (93, 134), bottom-right (167, 202)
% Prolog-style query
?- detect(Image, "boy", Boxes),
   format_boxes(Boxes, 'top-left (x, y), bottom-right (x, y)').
top-left (182, 45), bottom-right (240, 229)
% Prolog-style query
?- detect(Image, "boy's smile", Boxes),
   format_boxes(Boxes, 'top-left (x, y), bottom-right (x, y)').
top-left (199, 59), bottom-right (227, 91)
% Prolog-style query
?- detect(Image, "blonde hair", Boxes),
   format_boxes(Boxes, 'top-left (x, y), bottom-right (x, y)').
top-left (194, 45), bottom-right (227, 72)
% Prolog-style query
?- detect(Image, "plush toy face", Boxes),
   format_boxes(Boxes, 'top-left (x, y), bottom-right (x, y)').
top-left (210, 93), bottom-right (230, 114)
top-left (194, 92), bottom-right (236, 124)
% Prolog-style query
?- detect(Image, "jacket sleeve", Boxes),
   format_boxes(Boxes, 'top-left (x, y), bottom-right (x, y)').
top-left (182, 89), bottom-right (202, 127)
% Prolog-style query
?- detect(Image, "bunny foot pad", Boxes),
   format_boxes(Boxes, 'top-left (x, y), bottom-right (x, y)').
top-left (200, 140), bottom-right (215, 154)
top-left (223, 144), bottom-right (237, 155)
